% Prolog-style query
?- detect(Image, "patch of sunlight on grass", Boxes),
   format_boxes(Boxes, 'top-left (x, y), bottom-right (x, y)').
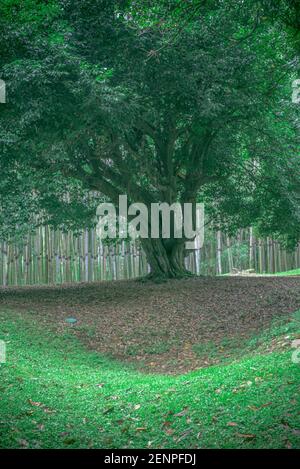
top-left (274, 269), bottom-right (300, 276)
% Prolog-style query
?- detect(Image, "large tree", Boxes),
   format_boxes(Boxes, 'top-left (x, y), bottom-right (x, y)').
top-left (0, 0), bottom-right (298, 278)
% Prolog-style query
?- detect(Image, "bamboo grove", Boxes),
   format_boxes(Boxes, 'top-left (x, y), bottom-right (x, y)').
top-left (1, 227), bottom-right (300, 286)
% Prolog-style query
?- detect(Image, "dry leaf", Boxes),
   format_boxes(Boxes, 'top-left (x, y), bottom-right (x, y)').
top-left (174, 407), bottom-right (188, 417)
top-left (292, 429), bottom-right (300, 435)
top-left (176, 429), bottom-right (193, 442)
top-left (18, 439), bottom-right (29, 448)
top-left (236, 433), bottom-right (256, 439)
top-left (162, 420), bottom-right (172, 428)
top-left (165, 428), bottom-right (174, 436)
top-left (28, 400), bottom-right (43, 407)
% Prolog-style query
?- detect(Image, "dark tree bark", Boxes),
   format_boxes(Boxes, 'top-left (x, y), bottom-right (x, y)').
top-left (141, 237), bottom-right (192, 279)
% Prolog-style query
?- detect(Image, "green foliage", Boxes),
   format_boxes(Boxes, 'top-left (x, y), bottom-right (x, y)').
top-left (0, 0), bottom-right (299, 260)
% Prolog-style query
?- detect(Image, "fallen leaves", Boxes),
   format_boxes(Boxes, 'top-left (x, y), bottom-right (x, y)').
top-left (8, 276), bottom-right (300, 374)
top-left (162, 420), bottom-right (172, 428)
top-left (291, 339), bottom-right (300, 348)
top-left (165, 428), bottom-right (174, 436)
top-left (236, 433), bottom-right (256, 440)
top-left (95, 383), bottom-right (105, 388)
top-left (18, 438), bottom-right (29, 448)
top-left (28, 399), bottom-right (43, 407)
top-left (174, 407), bottom-right (189, 418)
top-left (285, 440), bottom-right (293, 449)
top-left (28, 399), bottom-right (55, 414)
top-left (175, 428), bottom-right (193, 443)
top-left (248, 402), bottom-right (273, 411)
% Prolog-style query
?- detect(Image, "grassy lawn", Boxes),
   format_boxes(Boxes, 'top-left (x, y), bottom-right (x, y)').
top-left (274, 269), bottom-right (300, 276)
top-left (0, 309), bottom-right (300, 449)
top-left (223, 269), bottom-right (300, 277)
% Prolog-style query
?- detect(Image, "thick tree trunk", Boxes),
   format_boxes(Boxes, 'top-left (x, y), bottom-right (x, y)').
top-left (141, 237), bottom-right (192, 279)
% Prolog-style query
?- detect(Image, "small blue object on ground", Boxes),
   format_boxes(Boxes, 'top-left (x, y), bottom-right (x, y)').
top-left (65, 317), bottom-right (77, 324)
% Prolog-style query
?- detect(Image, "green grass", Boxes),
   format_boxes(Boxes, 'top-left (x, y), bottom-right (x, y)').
top-left (0, 310), bottom-right (300, 449)
top-left (221, 268), bottom-right (300, 276)
top-left (274, 268), bottom-right (300, 276)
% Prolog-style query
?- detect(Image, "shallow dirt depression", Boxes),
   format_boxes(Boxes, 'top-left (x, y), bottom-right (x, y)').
top-left (1, 276), bottom-right (300, 373)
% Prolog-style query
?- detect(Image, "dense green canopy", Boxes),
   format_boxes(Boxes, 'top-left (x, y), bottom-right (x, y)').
top-left (0, 0), bottom-right (299, 276)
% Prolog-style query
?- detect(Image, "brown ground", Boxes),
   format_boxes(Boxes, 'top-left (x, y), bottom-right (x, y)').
top-left (1, 276), bottom-right (300, 373)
